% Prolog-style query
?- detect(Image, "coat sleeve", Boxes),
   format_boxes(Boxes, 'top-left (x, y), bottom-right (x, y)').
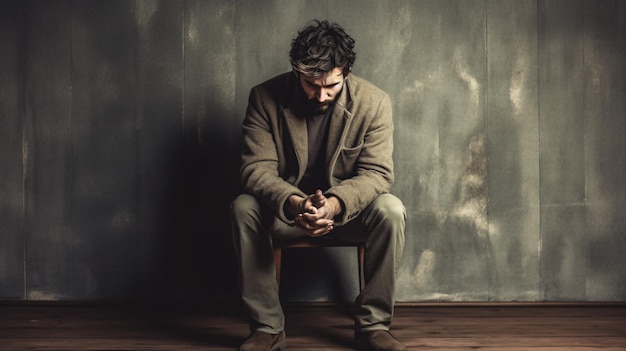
top-left (240, 86), bottom-right (306, 224)
top-left (325, 92), bottom-right (395, 225)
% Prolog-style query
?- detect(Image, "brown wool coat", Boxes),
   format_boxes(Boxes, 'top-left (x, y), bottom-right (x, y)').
top-left (240, 72), bottom-right (395, 225)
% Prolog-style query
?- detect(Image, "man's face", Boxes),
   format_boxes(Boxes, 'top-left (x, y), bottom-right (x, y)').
top-left (297, 67), bottom-right (345, 113)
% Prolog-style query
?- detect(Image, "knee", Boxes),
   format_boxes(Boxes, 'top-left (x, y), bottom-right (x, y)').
top-left (370, 194), bottom-right (406, 226)
top-left (230, 193), bottom-right (261, 221)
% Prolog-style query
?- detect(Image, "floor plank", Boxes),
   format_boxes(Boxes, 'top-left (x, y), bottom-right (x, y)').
top-left (0, 303), bottom-right (624, 350)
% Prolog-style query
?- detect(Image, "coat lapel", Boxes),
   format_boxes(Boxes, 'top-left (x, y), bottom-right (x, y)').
top-left (325, 76), bottom-right (353, 171)
top-left (283, 107), bottom-right (308, 181)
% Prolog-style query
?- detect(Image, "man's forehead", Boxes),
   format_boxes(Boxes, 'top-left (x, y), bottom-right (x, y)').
top-left (303, 68), bottom-right (344, 86)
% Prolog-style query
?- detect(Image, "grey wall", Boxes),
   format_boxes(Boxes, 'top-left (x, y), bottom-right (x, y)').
top-left (1, 0), bottom-right (624, 303)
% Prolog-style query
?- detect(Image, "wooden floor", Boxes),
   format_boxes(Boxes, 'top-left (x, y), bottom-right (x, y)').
top-left (0, 303), bottom-right (624, 350)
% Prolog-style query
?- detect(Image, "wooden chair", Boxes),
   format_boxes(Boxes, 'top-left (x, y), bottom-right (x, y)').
top-left (273, 237), bottom-right (365, 290)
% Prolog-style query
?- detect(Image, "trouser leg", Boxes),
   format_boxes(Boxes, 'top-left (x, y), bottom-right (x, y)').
top-left (349, 194), bottom-right (406, 332)
top-left (231, 194), bottom-right (284, 333)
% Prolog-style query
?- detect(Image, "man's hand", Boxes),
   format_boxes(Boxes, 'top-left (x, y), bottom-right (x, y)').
top-left (288, 190), bottom-right (343, 237)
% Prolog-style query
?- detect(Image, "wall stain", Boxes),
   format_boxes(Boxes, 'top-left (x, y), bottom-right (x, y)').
top-left (452, 134), bottom-right (488, 237)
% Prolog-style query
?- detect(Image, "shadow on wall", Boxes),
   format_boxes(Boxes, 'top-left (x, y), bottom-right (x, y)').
top-left (140, 118), bottom-right (242, 306)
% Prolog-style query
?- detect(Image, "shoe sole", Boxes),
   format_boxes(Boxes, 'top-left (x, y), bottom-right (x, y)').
top-left (272, 340), bottom-right (287, 351)
top-left (272, 331), bottom-right (287, 351)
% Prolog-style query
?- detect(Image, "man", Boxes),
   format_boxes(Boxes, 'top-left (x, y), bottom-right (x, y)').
top-left (231, 20), bottom-right (406, 351)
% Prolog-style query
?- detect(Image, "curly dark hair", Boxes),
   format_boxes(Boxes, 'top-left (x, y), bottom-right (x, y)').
top-left (289, 20), bottom-right (356, 78)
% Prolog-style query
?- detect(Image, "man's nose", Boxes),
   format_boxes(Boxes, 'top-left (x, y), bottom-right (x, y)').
top-left (316, 88), bottom-right (328, 102)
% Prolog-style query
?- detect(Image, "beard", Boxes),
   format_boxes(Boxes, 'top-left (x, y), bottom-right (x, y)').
top-left (306, 98), bottom-right (334, 114)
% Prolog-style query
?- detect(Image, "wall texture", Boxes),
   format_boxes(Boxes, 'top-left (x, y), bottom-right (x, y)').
top-left (1, 0), bottom-right (624, 302)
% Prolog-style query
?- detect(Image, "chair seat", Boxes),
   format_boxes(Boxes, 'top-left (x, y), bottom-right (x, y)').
top-left (273, 236), bottom-right (365, 290)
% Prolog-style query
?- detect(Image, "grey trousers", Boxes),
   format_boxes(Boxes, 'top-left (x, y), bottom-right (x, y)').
top-left (231, 193), bottom-right (406, 334)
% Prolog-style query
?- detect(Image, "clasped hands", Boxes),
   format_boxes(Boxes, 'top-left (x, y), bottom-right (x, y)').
top-left (287, 190), bottom-right (342, 237)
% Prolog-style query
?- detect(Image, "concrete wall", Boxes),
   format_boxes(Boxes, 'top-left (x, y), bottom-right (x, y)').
top-left (1, 0), bottom-right (624, 302)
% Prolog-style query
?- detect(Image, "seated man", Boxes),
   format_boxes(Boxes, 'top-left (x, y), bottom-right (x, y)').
top-left (231, 20), bottom-right (406, 351)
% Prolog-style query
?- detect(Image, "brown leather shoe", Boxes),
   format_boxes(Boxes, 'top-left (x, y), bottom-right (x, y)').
top-left (356, 330), bottom-right (406, 351)
top-left (239, 330), bottom-right (287, 351)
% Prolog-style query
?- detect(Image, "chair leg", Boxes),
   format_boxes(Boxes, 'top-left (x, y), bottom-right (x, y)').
top-left (358, 245), bottom-right (365, 290)
top-left (273, 247), bottom-right (282, 286)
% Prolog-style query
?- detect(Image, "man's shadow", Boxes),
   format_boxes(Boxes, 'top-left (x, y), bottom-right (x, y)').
top-left (140, 123), bottom-right (242, 306)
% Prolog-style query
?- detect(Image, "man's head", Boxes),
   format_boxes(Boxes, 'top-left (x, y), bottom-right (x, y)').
top-left (290, 20), bottom-right (356, 112)
top-left (290, 20), bottom-right (356, 79)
